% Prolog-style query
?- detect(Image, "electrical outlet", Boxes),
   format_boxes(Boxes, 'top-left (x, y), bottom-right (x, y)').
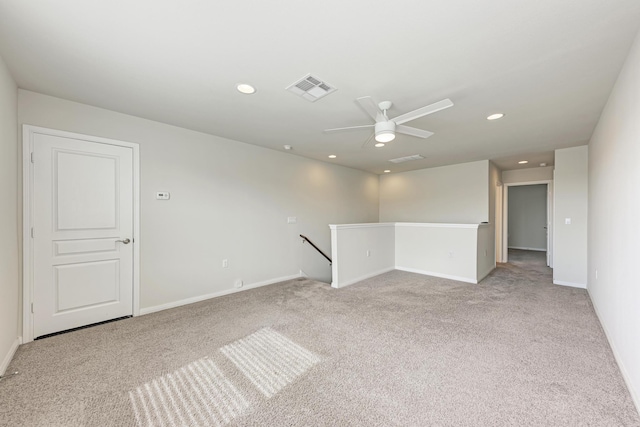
top-left (222, 259), bottom-right (228, 268)
top-left (234, 279), bottom-right (243, 288)
top-left (156, 192), bottom-right (170, 200)
top-left (366, 250), bottom-right (371, 257)
top-left (287, 216), bottom-right (297, 224)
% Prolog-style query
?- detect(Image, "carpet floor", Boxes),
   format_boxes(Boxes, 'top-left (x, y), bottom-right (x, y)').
top-left (1, 251), bottom-right (639, 426)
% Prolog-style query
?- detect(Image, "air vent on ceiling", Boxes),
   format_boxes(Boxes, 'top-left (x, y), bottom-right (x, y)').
top-left (286, 74), bottom-right (336, 102)
top-left (388, 154), bottom-right (425, 164)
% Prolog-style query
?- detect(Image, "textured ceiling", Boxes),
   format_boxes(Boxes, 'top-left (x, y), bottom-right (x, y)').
top-left (1, 0), bottom-right (639, 174)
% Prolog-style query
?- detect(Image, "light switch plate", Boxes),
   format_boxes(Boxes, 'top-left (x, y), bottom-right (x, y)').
top-left (156, 192), bottom-right (170, 200)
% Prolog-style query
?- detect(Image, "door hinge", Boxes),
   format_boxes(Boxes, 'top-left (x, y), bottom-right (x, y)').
top-left (31, 227), bottom-right (34, 238)
top-left (30, 152), bottom-right (34, 163)
top-left (31, 303), bottom-right (34, 313)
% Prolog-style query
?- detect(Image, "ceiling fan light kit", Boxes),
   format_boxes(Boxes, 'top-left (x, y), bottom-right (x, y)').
top-left (375, 121), bottom-right (396, 142)
top-left (325, 96), bottom-right (453, 146)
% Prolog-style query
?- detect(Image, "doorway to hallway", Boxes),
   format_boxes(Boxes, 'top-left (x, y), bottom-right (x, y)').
top-left (507, 248), bottom-right (552, 281)
top-left (499, 180), bottom-right (553, 267)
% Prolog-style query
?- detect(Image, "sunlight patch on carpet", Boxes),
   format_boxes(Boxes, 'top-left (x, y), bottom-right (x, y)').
top-left (128, 357), bottom-right (249, 427)
top-left (220, 327), bottom-right (320, 398)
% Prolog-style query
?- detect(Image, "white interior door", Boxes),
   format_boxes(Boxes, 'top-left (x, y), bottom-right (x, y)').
top-left (32, 132), bottom-right (134, 338)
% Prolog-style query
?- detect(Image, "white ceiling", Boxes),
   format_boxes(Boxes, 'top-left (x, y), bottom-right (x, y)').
top-left (1, 0), bottom-right (639, 174)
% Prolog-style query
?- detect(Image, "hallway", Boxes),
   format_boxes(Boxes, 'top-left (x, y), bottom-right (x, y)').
top-left (503, 249), bottom-right (552, 283)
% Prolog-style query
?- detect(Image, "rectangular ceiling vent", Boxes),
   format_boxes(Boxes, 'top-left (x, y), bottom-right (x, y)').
top-left (286, 74), bottom-right (336, 102)
top-left (388, 154), bottom-right (425, 164)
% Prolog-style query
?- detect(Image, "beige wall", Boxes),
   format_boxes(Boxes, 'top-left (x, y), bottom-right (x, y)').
top-left (487, 161), bottom-right (501, 266)
top-left (18, 90), bottom-right (379, 313)
top-left (588, 30), bottom-right (640, 411)
top-left (488, 162), bottom-right (501, 223)
top-left (553, 146), bottom-right (588, 287)
top-left (0, 55), bottom-right (19, 373)
top-left (379, 160), bottom-right (490, 223)
top-left (502, 166), bottom-right (554, 184)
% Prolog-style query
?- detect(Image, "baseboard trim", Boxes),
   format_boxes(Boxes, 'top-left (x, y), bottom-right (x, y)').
top-left (588, 290), bottom-right (640, 414)
top-left (139, 273), bottom-right (302, 316)
top-left (331, 266), bottom-right (395, 288)
top-left (553, 279), bottom-right (587, 289)
top-left (0, 337), bottom-right (21, 376)
top-left (395, 266), bottom-right (477, 284)
top-left (508, 246), bottom-right (546, 251)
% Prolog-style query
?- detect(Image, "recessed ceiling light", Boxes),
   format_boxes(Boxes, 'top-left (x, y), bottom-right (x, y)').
top-left (236, 83), bottom-right (256, 94)
top-left (383, 170), bottom-right (391, 173)
top-left (328, 154), bottom-right (337, 159)
top-left (374, 143), bottom-right (385, 148)
top-left (487, 113), bottom-right (505, 120)
top-left (518, 160), bottom-right (528, 164)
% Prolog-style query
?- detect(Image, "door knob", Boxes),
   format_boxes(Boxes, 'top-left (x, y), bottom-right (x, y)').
top-left (116, 238), bottom-right (131, 244)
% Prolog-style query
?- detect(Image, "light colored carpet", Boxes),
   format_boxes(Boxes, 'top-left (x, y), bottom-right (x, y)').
top-left (1, 252), bottom-right (639, 426)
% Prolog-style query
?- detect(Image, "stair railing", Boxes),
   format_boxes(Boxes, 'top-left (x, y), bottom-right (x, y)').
top-left (300, 234), bottom-right (332, 265)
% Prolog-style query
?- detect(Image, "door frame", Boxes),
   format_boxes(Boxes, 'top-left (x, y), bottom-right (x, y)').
top-left (495, 181), bottom-right (503, 264)
top-left (501, 180), bottom-right (553, 266)
top-left (22, 125), bottom-right (141, 343)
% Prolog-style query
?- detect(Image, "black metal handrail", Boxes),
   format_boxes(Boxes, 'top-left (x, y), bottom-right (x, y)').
top-left (300, 234), bottom-right (332, 265)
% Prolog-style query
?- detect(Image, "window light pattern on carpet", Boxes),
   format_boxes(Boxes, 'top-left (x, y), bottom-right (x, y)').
top-left (128, 357), bottom-right (249, 427)
top-left (220, 327), bottom-right (321, 398)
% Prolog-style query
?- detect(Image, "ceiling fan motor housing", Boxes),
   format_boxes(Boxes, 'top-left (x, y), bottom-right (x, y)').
top-left (375, 120), bottom-right (396, 142)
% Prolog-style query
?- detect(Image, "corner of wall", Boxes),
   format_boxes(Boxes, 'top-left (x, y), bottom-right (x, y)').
top-left (0, 53), bottom-right (20, 375)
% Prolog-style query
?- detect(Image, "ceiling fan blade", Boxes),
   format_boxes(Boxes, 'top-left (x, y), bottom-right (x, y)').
top-left (361, 133), bottom-right (375, 148)
top-left (324, 124), bottom-right (374, 133)
top-left (356, 96), bottom-right (381, 120)
top-left (396, 125), bottom-right (434, 139)
top-left (392, 98), bottom-right (454, 125)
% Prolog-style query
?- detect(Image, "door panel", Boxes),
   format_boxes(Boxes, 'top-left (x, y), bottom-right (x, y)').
top-left (55, 150), bottom-right (118, 230)
top-left (54, 238), bottom-right (118, 256)
top-left (33, 133), bottom-right (134, 337)
top-left (55, 260), bottom-right (120, 312)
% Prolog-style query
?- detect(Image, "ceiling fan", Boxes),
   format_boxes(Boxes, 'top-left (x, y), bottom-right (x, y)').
top-left (325, 96), bottom-right (453, 145)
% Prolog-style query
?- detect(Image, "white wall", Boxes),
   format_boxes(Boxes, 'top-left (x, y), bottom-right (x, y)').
top-left (329, 223), bottom-right (395, 288)
top-left (508, 185), bottom-right (547, 250)
top-left (395, 223), bottom-right (483, 283)
top-left (18, 90), bottom-right (379, 313)
top-left (330, 222), bottom-right (492, 287)
top-left (588, 30), bottom-right (640, 412)
top-left (553, 146), bottom-right (588, 288)
top-left (476, 223), bottom-right (495, 281)
top-left (379, 161), bottom-right (490, 223)
top-left (0, 55), bottom-right (19, 374)
top-left (502, 166), bottom-right (554, 184)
